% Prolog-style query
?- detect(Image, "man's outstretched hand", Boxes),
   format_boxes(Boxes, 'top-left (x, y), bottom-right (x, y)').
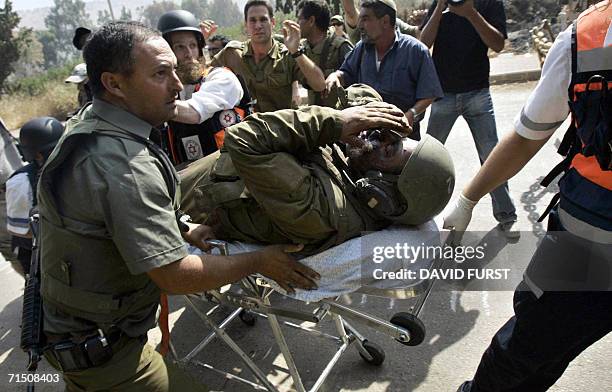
top-left (255, 244), bottom-right (320, 294)
top-left (340, 102), bottom-right (412, 145)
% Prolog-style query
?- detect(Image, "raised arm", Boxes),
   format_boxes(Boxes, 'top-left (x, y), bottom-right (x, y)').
top-left (420, 0), bottom-right (446, 48)
top-left (450, 0), bottom-right (505, 52)
top-left (283, 20), bottom-right (326, 92)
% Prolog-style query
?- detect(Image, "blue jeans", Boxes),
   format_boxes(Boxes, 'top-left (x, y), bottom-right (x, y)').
top-left (427, 88), bottom-right (516, 223)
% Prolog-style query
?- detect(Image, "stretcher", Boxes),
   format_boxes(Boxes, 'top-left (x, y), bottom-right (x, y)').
top-left (172, 219), bottom-right (450, 392)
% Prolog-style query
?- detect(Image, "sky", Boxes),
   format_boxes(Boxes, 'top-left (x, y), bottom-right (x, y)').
top-left (14, 0), bottom-right (62, 10)
top-left (12, 0), bottom-right (248, 11)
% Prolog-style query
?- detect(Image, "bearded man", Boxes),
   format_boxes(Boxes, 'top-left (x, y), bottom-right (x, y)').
top-left (157, 10), bottom-right (249, 166)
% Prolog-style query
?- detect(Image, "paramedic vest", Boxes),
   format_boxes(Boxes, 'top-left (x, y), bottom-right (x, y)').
top-left (540, 3), bottom-right (612, 232)
top-left (37, 110), bottom-right (178, 329)
top-left (166, 72), bottom-right (251, 166)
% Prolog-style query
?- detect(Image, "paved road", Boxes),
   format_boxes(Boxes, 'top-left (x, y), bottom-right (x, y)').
top-left (1, 81), bottom-right (610, 392)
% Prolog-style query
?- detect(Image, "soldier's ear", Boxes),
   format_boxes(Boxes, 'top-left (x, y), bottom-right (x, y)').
top-left (100, 71), bottom-right (126, 99)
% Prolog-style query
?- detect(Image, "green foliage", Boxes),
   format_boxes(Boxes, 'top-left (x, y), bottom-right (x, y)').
top-left (9, 29), bottom-right (44, 80)
top-left (97, 5), bottom-right (132, 26)
top-left (97, 9), bottom-right (113, 25)
top-left (207, 0), bottom-right (241, 27)
top-left (140, 0), bottom-right (179, 28)
top-left (119, 6), bottom-right (133, 21)
top-left (43, 0), bottom-right (91, 67)
top-left (139, 0), bottom-right (242, 31)
top-left (4, 62), bottom-right (76, 96)
top-left (0, 0), bottom-right (31, 92)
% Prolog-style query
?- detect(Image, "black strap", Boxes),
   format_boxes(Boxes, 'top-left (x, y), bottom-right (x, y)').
top-left (537, 193), bottom-right (561, 223)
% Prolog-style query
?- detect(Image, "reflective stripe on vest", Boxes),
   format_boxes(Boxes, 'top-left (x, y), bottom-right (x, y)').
top-left (568, 2), bottom-right (612, 192)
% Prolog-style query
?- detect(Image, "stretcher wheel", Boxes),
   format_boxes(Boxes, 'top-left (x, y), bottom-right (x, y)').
top-left (358, 340), bottom-right (385, 366)
top-left (390, 312), bottom-right (426, 346)
top-left (239, 309), bottom-right (257, 326)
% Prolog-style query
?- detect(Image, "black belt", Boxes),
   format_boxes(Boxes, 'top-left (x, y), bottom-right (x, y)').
top-left (44, 329), bottom-right (126, 372)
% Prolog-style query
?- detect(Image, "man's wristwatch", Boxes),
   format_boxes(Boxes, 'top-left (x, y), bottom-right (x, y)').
top-left (408, 107), bottom-right (418, 117)
top-left (291, 45), bottom-right (305, 58)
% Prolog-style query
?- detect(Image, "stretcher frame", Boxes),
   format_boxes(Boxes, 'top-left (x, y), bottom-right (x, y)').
top-left (172, 234), bottom-right (449, 392)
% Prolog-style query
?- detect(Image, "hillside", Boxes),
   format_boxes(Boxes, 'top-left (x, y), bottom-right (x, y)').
top-left (17, 0), bottom-right (249, 30)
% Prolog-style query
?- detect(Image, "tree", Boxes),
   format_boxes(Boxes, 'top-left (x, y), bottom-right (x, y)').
top-left (119, 6), bottom-right (133, 21)
top-left (207, 0), bottom-right (241, 27)
top-left (141, 0), bottom-right (179, 28)
top-left (97, 6), bottom-right (132, 26)
top-left (0, 0), bottom-right (31, 91)
top-left (97, 9), bottom-right (113, 25)
top-left (181, 0), bottom-right (209, 20)
top-left (44, 0), bottom-right (90, 67)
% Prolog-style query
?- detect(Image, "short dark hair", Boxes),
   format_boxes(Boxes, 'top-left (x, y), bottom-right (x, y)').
top-left (208, 34), bottom-right (230, 47)
top-left (360, 0), bottom-right (396, 26)
top-left (84, 21), bottom-right (161, 97)
top-left (297, 0), bottom-right (331, 31)
top-left (244, 0), bottom-right (274, 21)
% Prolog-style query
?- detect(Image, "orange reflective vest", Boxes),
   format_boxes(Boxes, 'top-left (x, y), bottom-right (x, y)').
top-left (165, 72), bottom-right (249, 166)
top-left (541, 1), bottom-right (612, 229)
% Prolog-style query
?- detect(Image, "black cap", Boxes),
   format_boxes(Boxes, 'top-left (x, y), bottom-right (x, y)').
top-left (72, 27), bottom-right (92, 50)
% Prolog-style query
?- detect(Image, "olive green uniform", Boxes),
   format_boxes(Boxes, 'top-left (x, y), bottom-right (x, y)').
top-left (211, 39), bottom-right (307, 113)
top-left (180, 106), bottom-right (381, 256)
top-left (303, 31), bottom-right (353, 107)
top-left (346, 18), bottom-right (420, 44)
top-left (38, 99), bottom-right (207, 391)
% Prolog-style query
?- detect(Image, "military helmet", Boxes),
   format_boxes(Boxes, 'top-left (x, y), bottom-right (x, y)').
top-left (391, 135), bottom-right (455, 225)
top-left (340, 84), bottom-right (455, 226)
top-left (335, 83), bottom-right (383, 109)
top-left (19, 117), bottom-right (64, 163)
top-left (157, 10), bottom-right (205, 50)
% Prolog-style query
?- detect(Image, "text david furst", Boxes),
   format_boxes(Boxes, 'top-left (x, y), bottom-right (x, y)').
top-left (372, 268), bottom-right (512, 281)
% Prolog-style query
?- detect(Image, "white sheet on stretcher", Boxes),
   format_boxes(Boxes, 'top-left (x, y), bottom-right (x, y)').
top-left (190, 219), bottom-right (444, 302)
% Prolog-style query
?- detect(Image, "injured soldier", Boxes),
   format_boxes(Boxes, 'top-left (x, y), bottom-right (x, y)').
top-left (180, 84), bottom-right (455, 256)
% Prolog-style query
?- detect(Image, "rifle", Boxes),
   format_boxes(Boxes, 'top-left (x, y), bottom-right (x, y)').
top-left (20, 213), bottom-right (44, 392)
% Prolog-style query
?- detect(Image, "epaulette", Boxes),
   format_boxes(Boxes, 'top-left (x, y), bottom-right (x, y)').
top-left (225, 40), bottom-right (244, 51)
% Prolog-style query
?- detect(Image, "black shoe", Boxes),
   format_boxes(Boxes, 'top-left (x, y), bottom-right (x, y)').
top-left (457, 381), bottom-right (472, 392)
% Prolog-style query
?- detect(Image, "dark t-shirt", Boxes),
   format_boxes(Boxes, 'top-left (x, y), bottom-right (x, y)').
top-left (421, 0), bottom-right (507, 93)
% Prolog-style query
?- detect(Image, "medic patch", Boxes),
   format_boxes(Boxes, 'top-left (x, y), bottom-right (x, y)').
top-left (219, 110), bottom-right (238, 128)
top-left (181, 135), bottom-right (204, 161)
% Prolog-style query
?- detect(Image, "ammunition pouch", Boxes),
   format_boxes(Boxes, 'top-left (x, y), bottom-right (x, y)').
top-left (45, 329), bottom-right (137, 372)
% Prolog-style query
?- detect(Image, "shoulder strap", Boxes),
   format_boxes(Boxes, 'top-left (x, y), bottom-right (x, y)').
top-left (319, 36), bottom-right (334, 72)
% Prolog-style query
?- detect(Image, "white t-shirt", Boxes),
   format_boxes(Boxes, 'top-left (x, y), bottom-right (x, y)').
top-left (185, 67), bottom-right (244, 124)
top-left (5, 172), bottom-right (33, 235)
top-left (514, 25), bottom-right (572, 140)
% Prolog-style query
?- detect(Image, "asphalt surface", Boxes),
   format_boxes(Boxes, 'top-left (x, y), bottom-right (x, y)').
top-left (1, 81), bottom-right (611, 392)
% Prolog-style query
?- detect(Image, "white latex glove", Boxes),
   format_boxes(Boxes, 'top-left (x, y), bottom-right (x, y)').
top-left (443, 193), bottom-right (478, 245)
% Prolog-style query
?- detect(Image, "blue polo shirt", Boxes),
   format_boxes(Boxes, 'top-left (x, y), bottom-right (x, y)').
top-left (339, 31), bottom-right (443, 112)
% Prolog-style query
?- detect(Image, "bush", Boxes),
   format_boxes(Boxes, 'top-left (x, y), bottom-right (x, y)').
top-left (0, 80), bottom-right (77, 130)
top-left (3, 62), bottom-right (75, 96)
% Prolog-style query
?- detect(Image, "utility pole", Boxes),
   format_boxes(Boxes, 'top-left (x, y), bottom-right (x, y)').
top-left (107, 0), bottom-right (116, 20)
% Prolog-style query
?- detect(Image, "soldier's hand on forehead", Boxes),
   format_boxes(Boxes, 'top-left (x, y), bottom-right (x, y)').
top-left (200, 20), bottom-right (218, 40)
top-left (339, 102), bottom-right (412, 145)
top-left (282, 20), bottom-right (302, 53)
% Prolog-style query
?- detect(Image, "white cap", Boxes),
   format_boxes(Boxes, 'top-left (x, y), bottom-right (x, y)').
top-left (65, 63), bottom-right (88, 84)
